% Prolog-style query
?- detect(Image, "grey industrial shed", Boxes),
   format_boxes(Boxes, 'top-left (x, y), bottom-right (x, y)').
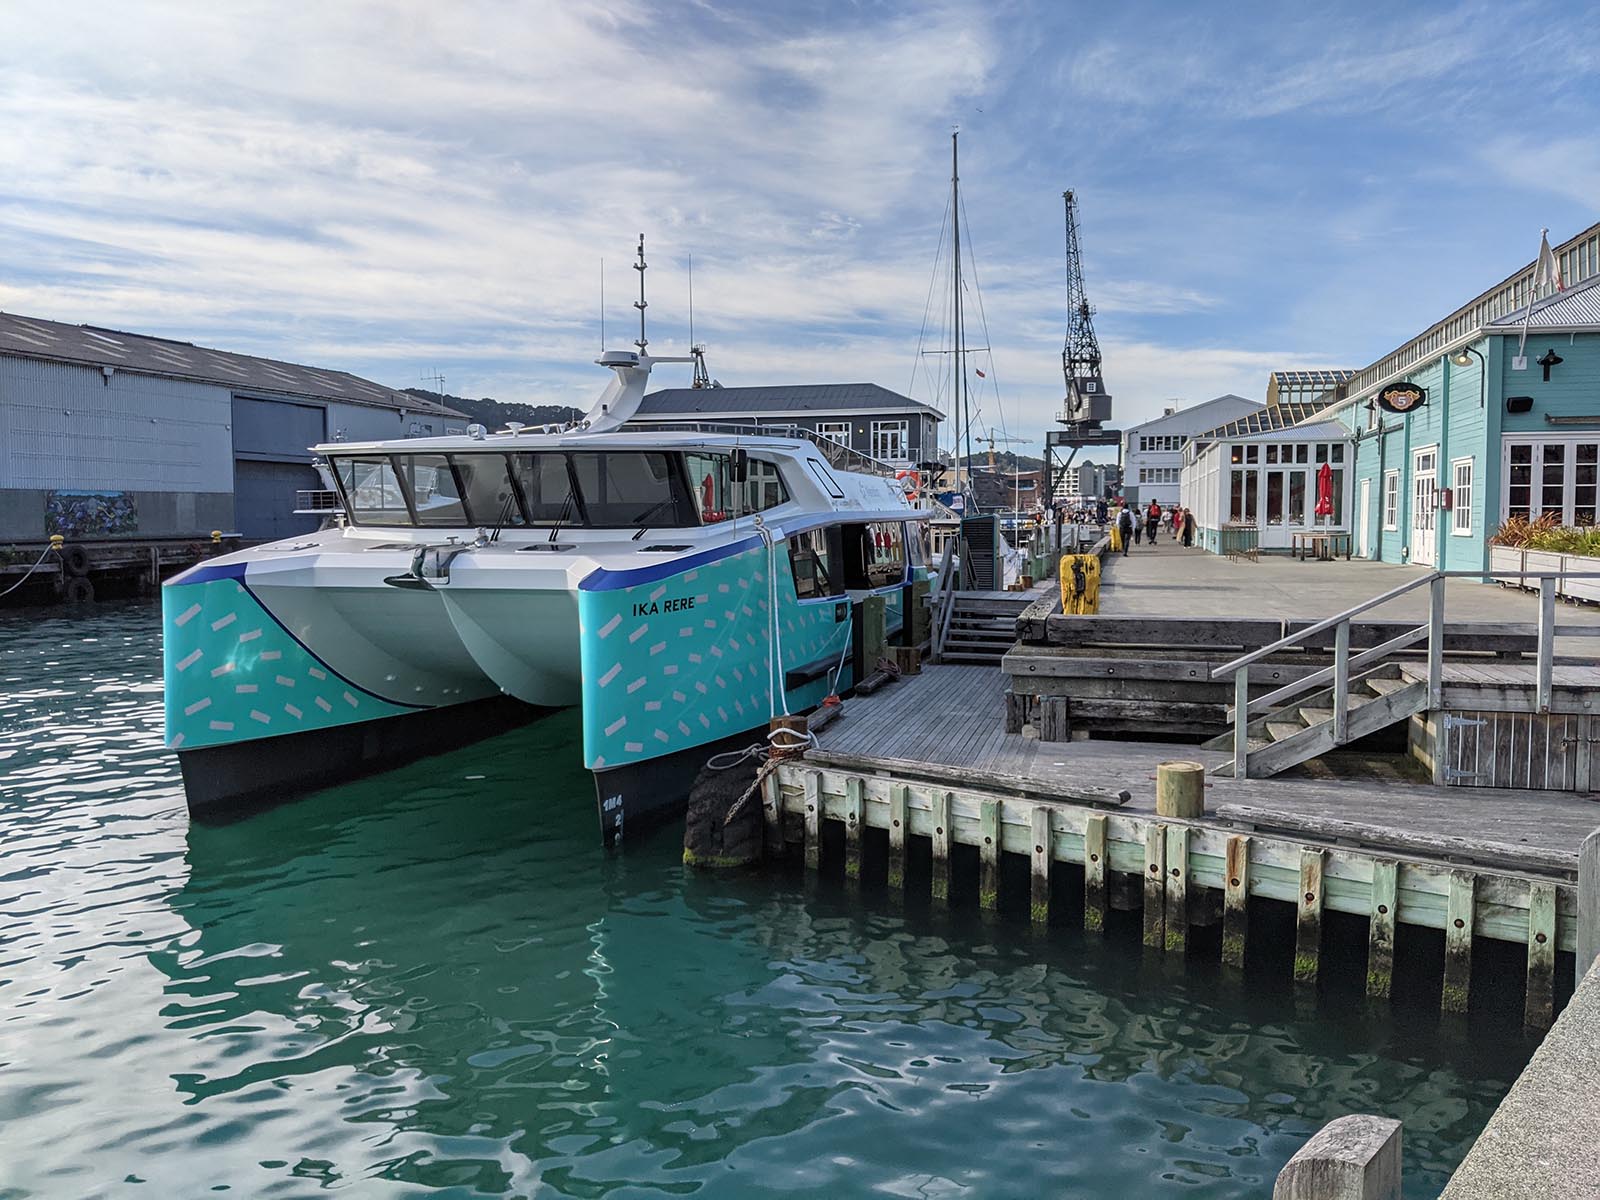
top-left (0, 313), bottom-right (464, 542)
top-left (633, 383), bottom-right (942, 467)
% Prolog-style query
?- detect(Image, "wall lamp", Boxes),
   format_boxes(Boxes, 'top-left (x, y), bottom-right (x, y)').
top-left (1451, 345), bottom-right (1486, 407)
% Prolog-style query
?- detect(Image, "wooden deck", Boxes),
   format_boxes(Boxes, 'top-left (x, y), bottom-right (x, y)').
top-left (815, 665), bottom-right (1600, 861)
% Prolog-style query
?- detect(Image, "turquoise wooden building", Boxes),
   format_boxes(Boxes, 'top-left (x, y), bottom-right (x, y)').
top-left (1185, 222), bottom-right (1600, 567)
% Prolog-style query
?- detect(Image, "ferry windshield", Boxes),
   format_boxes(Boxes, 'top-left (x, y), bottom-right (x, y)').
top-left (332, 451), bottom-right (698, 529)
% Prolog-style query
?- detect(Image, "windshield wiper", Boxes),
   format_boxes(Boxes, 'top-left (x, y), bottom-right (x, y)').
top-left (489, 489), bottom-right (518, 543)
top-left (629, 497), bottom-right (676, 539)
top-left (548, 489), bottom-right (576, 543)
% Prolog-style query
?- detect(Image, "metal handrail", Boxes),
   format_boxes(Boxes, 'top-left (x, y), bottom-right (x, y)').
top-left (1211, 566), bottom-right (1600, 780)
top-left (623, 419), bottom-right (906, 479)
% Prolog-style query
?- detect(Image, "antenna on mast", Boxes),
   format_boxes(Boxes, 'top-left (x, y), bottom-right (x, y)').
top-left (600, 258), bottom-right (605, 351)
top-left (632, 234), bottom-right (648, 354)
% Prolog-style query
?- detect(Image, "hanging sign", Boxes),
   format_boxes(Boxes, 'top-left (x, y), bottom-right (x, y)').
top-left (1377, 383), bottom-right (1427, 414)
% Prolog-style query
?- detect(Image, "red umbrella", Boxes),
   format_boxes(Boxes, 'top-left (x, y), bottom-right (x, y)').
top-left (1314, 462), bottom-right (1334, 518)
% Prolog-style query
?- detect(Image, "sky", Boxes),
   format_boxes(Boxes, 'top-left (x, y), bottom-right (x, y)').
top-left (1, 0), bottom-right (1596, 449)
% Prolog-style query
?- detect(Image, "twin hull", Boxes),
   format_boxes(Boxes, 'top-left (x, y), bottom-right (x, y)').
top-left (163, 535), bottom-right (906, 828)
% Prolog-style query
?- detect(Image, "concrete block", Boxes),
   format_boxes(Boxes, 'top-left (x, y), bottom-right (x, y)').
top-left (1273, 1115), bottom-right (1401, 1200)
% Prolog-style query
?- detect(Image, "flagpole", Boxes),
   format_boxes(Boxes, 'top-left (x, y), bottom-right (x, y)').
top-left (1519, 227), bottom-right (1552, 360)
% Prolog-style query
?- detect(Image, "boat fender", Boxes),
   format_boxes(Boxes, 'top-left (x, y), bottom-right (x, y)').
top-left (60, 544), bottom-right (91, 577)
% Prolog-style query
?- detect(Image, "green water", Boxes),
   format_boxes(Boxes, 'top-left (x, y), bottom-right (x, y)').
top-left (0, 602), bottom-right (1530, 1197)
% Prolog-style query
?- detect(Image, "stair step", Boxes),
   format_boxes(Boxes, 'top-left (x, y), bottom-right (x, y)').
top-left (1300, 706), bottom-right (1334, 726)
top-left (1363, 676), bottom-right (1410, 696)
top-left (1266, 720), bottom-right (1306, 742)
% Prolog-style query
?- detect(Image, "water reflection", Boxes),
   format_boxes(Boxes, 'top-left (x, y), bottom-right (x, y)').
top-left (0, 602), bottom-right (1523, 1197)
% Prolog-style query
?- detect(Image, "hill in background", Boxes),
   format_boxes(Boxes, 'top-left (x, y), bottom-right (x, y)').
top-left (403, 388), bottom-right (584, 430)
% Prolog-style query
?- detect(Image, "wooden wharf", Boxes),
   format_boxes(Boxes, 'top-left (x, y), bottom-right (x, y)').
top-left (765, 663), bottom-right (1600, 1031)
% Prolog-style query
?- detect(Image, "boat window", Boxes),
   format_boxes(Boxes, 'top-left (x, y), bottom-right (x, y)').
top-left (744, 457), bottom-right (788, 513)
top-left (841, 521), bottom-right (907, 589)
top-left (403, 455), bottom-right (469, 526)
top-left (684, 452), bottom-right (732, 523)
top-left (684, 453), bottom-right (789, 522)
top-left (333, 457), bottom-right (412, 524)
top-left (452, 454), bottom-right (524, 527)
top-left (807, 459), bottom-right (846, 499)
top-left (569, 451), bottom-right (690, 526)
top-left (788, 527), bottom-right (838, 599)
top-left (511, 453), bottom-right (579, 524)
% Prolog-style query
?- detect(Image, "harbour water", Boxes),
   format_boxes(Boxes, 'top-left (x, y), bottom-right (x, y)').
top-left (0, 602), bottom-right (1533, 1197)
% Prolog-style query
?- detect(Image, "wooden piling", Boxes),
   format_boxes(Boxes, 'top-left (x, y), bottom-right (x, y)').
top-left (803, 772), bottom-right (821, 872)
top-left (979, 799), bottom-right (1001, 911)
top-left (1143, 823), bottom-right (1166, 949)
top-left (1156, 761), bottom-right (1206, 819)
top-left (1084, 813), bottom-right (1107, 932)
top-left (761, 771), bottom-right (784, 860)
top-left (1366, 859), bottom-right (1398, 1000)
top-left (1294, 848), bottom-right (1325, 986)
top-left (1030, 806), bottom-right (1051, 926)
top-left (1222, 834), bottom-right (1250, 969)
top-left (1038, 695), bottom-right (1070, 742)
top-left (843, 777), bottom-right (864, 883)
top-left (1526, 881), bottom-right (1556, 1029)
top-left (1443, 871), bottom-right (1475, 1015)
top-left (1164, 825), bottom-right (1189, 955)
top-left (887, 784), bottom-right (908, 891)
top-left (931, 790), bottom-right (952, 904)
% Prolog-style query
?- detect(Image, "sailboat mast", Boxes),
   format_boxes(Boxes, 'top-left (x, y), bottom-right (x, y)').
top-left (950, 130), bottom-right (970, 495)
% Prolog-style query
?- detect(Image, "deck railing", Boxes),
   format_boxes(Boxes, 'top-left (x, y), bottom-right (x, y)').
top-left (1208, 569), bottom-right (1600, 779)
top-left (1219, 523), bottom-right (1258, 562)
top-left (623, 419), bottom-right (904, 479)
top-left (294, 489), bottom-right (342, 513)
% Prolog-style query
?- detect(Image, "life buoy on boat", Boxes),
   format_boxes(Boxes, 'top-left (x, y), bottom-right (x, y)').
top-left (895, 469), bottom-right (921, 501)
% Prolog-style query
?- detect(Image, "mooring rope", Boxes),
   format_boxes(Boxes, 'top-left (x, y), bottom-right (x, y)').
top-left (0, 546), bottom-right (58, 599)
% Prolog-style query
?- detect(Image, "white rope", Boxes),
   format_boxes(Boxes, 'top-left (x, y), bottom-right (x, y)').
top-left (0, 547), bottom-right (56, 599)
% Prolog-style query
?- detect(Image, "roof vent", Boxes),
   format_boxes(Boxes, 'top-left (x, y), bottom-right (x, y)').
top-left (467, 423), bottom-right (487, 441)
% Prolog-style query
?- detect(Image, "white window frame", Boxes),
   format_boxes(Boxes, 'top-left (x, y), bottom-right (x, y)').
top-left (1382, 470), bottom-right (1399, 530)
top-left (815, 421), bottom-right (850, 446)
top-left (870, 419), bottom-right (909, 463)
top-left (1451, 457), bottom-right (1474, 537)
top-left (1502, 434), bottom-right (1600, 526)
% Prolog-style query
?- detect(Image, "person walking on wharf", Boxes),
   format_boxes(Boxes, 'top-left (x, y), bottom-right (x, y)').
top-left (1145, 500), bottom-right (1161, 548)
top-left (1116, 503), bottom-right (1134, 555)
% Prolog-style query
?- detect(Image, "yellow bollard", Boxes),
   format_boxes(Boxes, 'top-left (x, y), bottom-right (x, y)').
top-left (1059, 553), bottom-right (1102, 614)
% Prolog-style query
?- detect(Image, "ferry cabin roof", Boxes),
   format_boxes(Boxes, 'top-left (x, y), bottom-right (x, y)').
top-left (1180, 219), bottom-right (1600, 568)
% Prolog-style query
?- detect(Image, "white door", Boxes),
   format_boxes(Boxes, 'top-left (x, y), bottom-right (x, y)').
top-left (1410, 448), bottom-right (1437, 567)
top-left (1358, 478), bottom-right (1372, 558)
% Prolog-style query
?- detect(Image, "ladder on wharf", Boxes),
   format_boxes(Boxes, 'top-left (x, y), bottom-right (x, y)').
top-left (762, 664), bottom-right (1600, 1030)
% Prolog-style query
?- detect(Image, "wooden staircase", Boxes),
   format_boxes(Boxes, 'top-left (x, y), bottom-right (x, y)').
top-left (939, 593), bottom-right (1036, 664)
top-left (1203, 663), bottom-right (1428, 778)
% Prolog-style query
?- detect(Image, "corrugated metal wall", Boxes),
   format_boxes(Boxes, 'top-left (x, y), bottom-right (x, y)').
top-left (0, 356), bottom-right (234, 491)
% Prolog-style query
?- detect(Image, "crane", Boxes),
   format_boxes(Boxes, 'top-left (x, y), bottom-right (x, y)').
top-left (978, 427), bottom-right (1026, 472)
top-left (1060, 190), bottom-right (1112, 426)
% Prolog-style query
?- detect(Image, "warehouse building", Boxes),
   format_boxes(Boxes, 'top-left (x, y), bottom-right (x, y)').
top-left (0, 313), bottom-right (464, 544)
top-left (632, 383), bottom-right (942, 468)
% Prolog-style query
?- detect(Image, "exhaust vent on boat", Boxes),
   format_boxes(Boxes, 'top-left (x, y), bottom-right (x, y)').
top-left (516, 543), bottom-right (576, 553)
top-left (638, 544), bottom-right (691, 553)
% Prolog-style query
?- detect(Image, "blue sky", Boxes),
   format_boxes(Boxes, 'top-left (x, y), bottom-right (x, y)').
top-left (1, 0), bottom-right (1596, 447)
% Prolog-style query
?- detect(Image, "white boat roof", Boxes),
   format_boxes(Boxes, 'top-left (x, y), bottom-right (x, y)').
top-left (317, 428), bottom-right (824, 456)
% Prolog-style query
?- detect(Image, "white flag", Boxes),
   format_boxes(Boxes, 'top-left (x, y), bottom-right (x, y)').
top-left (1519, 229), bottom-right (1564, 357)
top-left (1535, 229), bottom-right (1564, 294)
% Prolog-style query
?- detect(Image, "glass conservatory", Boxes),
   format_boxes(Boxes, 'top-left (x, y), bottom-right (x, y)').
top-left (1181, 422), bottom-right (1355, 554)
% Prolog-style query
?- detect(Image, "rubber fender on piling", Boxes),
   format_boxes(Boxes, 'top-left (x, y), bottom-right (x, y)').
top-left (64, 576), bottom-right (95, 604)
top-left (1058, 553), bottom-right (1101, 615)
top-left (60, 545), bottom-right (91, 577)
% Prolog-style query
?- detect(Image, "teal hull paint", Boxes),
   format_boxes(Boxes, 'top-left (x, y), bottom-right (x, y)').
top-left (162, 576), bottom-right (415, 752)
top-left (578, 539), bottom-right (856, 770)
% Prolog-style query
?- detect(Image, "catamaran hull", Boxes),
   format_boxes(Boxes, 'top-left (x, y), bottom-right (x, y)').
top-left (178, 694), bottom-right (544, 819)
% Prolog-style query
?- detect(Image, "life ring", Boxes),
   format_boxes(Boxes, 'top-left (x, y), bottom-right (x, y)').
top-left (60, 544), bottom-right (91, 576)
top-left (895, 469), bottom-right (921, 501)
top-left (64, 576), bottom-right (94, 604)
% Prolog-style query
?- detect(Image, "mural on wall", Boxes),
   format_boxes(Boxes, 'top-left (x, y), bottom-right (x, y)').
top-left (45, 490), bottom-right (139, 538)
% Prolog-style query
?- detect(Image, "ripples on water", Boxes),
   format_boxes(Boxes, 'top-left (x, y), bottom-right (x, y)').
top-left (0, 602), bottom-right (1528, 1198)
